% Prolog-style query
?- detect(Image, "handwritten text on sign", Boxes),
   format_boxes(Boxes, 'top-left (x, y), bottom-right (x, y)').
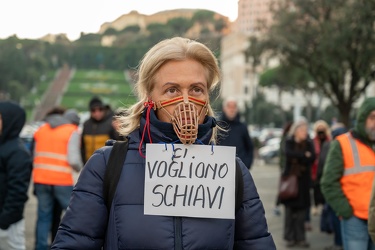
top-left (144, 144), bottom-right (236, 219)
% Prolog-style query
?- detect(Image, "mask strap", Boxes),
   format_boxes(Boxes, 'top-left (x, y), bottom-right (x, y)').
top-left (139, 100), bottom-right (154, 158)
top-left (155, 96), bottom-right (207, 109)
top-left (155, 96), bottom-right (184, 109)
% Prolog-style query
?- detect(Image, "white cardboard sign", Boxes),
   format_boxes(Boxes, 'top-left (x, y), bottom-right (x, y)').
top-left (144, 143), bottom-right (236, 219)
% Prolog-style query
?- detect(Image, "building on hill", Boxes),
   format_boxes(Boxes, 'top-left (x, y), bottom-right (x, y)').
top-left (99, 9), bottom-right (232, 46)
top-left (99, 11), bottom-right (148, 34)
top-left (40, 33), bottom-right (70, 44)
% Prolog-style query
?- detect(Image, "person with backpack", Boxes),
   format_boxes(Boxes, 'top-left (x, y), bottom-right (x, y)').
top-left (51, 37), bottom-right (276, 249)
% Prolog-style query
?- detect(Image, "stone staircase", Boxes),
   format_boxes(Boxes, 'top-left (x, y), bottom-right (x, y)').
top-left (32, 64), bottom-right (73, 121)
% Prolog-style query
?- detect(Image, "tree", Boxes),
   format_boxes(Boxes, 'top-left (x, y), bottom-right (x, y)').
top-left (261, 0), bottom-right (375, 126)
top-left (251, 90), bottom-right (292, 128)
top-left (214, 18), bottom-right (227, 33)
top-left (167, 17), bottom-right (193, 36)
top-left (192, 10), bottom-right (215, 24)
top-left (103, 27), bottom-right (118, 36)
top-left (146, 23), bottom-right (174, 45)
top-left (121, 25), bottom-right (141, 33)
top-left (76, 33), bottom-right (102, 46)
top-left (0, 38), bottom-right (51, 101)
top-left (259, 65), bottom-right (317, 120)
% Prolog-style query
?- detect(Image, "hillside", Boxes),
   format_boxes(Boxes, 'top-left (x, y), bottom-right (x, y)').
top-left (27, 68), bottom-right (136, 122)
top-left (98, 9), bottom-right (232, 35)
top-left (61, 69), bottom-right (137, 111)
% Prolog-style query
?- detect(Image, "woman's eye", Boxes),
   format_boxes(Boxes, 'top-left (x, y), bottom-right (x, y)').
top-left (166, 87), bottom-right (178, 95)
top-left (191, 87), bottom-right (204, 95)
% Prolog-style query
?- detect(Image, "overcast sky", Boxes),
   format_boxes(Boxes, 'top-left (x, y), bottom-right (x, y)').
top-left (0, 0), bottom-right (238, 40)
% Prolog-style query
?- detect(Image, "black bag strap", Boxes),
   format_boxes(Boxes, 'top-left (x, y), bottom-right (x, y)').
top-left (103, 140), bottom-right (129, 211)
top-left (235, 159), bottom-right (244, 213)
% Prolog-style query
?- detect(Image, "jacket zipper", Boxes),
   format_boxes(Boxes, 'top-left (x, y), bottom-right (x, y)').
top-left (174, 217), bottom-right (182, 250)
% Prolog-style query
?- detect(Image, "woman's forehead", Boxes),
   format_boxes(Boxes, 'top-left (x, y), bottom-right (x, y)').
top-left (154, 60), bottom-right (208, 85)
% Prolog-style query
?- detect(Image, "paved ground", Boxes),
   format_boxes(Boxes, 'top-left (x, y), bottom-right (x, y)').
top-left (252, 160), bottom-right (333, 250)
top-left (24, 159), bottom-right (334, 249)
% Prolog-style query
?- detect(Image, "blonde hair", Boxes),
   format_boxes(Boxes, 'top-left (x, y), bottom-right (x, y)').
top-left (117, 37), bottom-right (222, 143)
top-left (313, 119), bottom-right (331, 138)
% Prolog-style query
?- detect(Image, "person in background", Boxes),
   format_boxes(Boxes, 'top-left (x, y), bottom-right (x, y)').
top-left (218, 97), bottom-right (254, 169)
top-left (51, 37), bottom-right (275, 249)
top-left (33, 108), bottom-right (82, 250)
top-left (311, 120), bottom-right (331, 215)
top-left (35, 107), bottom-right (66, 244)
top-left (0, 101), bottom-right (33, 250)
top-left (80, 96), bottom-right (115, 163)
top-left (318, 123), bottom-right (347, 250)
top-left (281, 118), bottom-right (315, 248)
top-left (273, 121), bottom-right (293, 216)
top-left (321, 97), bottom-right (375, 250)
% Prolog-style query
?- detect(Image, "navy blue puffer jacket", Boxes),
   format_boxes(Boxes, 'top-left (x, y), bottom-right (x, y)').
top-left (0, 101), bottom-right (32, 230)
top-left (52, 115), bottom-right (275, 249)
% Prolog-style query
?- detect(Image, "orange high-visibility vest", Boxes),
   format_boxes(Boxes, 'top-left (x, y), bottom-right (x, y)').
top-left (33, 123), bottom-right (78, 186)
top-left (337, 132), bottom-right (375, 219)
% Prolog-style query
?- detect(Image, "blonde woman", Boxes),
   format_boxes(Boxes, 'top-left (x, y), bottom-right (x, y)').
top-left (51, 37), bottom-right (275, 249)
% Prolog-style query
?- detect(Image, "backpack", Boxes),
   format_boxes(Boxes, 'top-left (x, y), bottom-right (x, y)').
top-left (103, 140), bottom-right (244, 213)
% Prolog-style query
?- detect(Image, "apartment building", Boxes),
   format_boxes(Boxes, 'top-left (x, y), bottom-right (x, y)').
top-left (221, 0), bottom-right (334, 116)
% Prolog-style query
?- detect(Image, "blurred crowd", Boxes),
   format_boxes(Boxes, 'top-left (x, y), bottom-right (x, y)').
top-left (270, 97), bottom-right (375, 249)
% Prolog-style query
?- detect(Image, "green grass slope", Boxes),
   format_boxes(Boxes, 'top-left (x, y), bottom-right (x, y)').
top-left (61, 69), bottom-right (137, 112)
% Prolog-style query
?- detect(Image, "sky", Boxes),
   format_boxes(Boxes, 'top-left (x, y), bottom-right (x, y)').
top-left (0, 0), bottom-right (238, 41)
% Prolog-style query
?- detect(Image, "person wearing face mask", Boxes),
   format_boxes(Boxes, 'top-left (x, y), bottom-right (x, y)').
top-left (321, 97), bottom-right (375, 250)
top-left (51, 37), bottom-right (276, 249)
top-left (310, 120), bottom-right (331, 217)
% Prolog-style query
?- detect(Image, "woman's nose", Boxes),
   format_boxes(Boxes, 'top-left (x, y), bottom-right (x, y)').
top-left (182, 92), bottom-right (189, 103)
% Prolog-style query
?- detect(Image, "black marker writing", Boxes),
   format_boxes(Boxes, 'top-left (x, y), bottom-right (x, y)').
top-left (152, 184), bottom-right (225, 209)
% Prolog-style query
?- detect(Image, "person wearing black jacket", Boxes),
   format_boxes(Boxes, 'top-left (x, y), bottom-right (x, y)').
top-left (218, 97), bottom-right (254, 169)
top-left (281, 118), bottom-right (316, 248)
top-left (0, 101), bottom-right (33, 250)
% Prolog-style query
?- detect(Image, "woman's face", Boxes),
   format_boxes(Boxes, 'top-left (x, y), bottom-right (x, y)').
top-left (295, 124), bottom-right (308, 141)
top-left (150, 59), bottom-right (209, 124)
